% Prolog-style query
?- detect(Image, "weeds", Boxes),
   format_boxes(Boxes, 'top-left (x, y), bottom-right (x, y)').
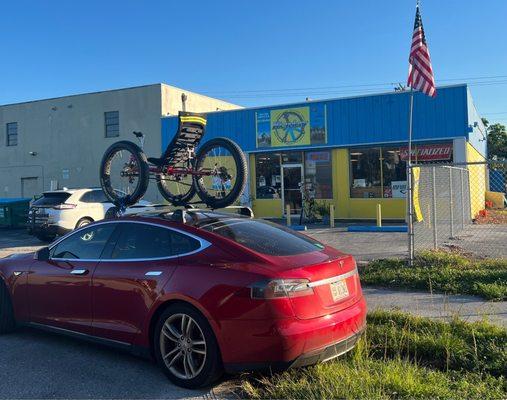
top-left (239, 310), bottom-right (507, 399)
top-left (360, 250), bottom-right (507, 300)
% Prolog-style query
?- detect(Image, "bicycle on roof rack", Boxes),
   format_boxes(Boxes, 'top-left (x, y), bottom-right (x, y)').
top-left (99, 111), bottom-right (247, 211)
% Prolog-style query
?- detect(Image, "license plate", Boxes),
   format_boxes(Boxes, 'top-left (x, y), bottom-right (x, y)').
top-left (330, 279), bottom-right (349, 302)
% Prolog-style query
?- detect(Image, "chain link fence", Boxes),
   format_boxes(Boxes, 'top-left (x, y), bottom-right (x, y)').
top-left (409, 161), bottom-right (507, 261)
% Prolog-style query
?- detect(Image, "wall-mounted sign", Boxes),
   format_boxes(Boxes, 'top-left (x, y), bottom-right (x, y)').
top-left (306, 151), bottom-right (331, 163)
top-left (391, 181), bottom-right (407, 198)
top-left (256, 104), bottom-right (327, 148)
top-left (400, 143), bottom-right (452, 161)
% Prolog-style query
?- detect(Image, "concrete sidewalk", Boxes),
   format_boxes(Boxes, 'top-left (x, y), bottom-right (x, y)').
top-left (363, 287), bottom-right (507, 327)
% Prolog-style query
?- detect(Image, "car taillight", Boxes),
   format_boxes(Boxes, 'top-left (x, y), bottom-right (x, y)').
top-left (53, 203), bottom-right (77, 210)
top-left (250, 279), bottom-right (314, 299)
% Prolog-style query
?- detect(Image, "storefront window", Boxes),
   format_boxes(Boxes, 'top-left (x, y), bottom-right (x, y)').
top-left (305, 151), bottom-right (333, 198)
top-left (255, 153), bottom-right (281, 199)
top-left (381, 148), bottom-right (407, 198)
top-left (350, 148), bottom-right (382, 198)
top-left (350, 143), bottom-right (453, 198)
top-left (281, 152), bottom-right (303, 163)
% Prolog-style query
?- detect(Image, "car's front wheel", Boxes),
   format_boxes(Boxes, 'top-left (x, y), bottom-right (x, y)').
top-left (154, 303), bottom-right (223, 389)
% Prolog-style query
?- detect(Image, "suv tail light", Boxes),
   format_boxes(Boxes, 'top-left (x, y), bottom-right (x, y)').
top-left (250, 279), bottom-right (314, 299)
top-left (53, 203), bottom-right (77, 210)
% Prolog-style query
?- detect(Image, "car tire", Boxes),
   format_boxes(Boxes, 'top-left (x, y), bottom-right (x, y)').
top-left (154, 303), bottom-right (223, 389)
top-left (75, 217), bottom-right (93, 229)
top-left (0, 281), bottom-right (16, 334)
top-left (34, 232), bottom-right (56, 243)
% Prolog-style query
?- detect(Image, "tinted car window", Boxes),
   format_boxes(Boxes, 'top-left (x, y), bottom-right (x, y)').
top-left (32, 192), bottom-right (71, 206)
top-left (200, 218), bottom-right (323, 256)
top-left (110, 223), bottom-right (200, 260)
top-left (80, 190), bottom-right (110, 203)
top-left (51, 224), bottom-right (116, 260)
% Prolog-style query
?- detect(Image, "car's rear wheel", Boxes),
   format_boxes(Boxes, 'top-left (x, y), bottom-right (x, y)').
top-left (75, 217), bottom-right (93, 229)
top-left (0, 281), bottom-right (16, 334)
top-left (154, 303), bottom-right (223, 389)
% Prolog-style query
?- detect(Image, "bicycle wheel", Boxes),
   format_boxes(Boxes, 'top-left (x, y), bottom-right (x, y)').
top-left (194, 137), bottom-right (247, 209)
top-left (100, 140), bottom-right (149, 207)
top-left (156, 162), bottom-right (196, 206)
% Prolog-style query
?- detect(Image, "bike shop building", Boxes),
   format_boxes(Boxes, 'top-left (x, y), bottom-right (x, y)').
top-left (161, 84), bottom-right (487, 220)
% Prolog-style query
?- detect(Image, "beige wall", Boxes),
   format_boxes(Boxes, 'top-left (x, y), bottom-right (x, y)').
top-left (0, 84), bottom-right (240, 202)
top-left (160, 84), bottom-right (241, 116)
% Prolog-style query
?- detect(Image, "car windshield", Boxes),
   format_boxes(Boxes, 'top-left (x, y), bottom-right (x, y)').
top-left (198, 218), bottom-right (324, 256)
top-left (32, 193), bottom-right (71, 206)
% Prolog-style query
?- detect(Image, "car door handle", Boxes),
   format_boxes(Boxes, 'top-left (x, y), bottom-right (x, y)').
top-left (70, 269), bottom-right (89, 275)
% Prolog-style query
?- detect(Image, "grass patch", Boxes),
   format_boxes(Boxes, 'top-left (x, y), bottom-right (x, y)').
top-left (239, 311), bottom-right (507, 399)
top-left (242, 357), bottom-right (505, 400)
top-left (359, 250), bottom-right (507, 300)
top-left (367, 310), bottom-right (507, 376)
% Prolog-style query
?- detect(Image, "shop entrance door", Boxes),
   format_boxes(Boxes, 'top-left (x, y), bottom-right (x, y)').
top-left (282, 164), bottom-right (303, 215)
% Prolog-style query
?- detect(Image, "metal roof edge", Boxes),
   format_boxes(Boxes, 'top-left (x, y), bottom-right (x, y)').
top-left (161, 84), bottom-right (469, 120)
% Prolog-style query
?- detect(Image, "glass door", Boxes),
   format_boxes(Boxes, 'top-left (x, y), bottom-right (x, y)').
top-left (282, 164), bottom-right (303, 215)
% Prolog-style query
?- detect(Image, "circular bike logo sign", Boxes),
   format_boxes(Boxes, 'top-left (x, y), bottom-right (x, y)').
top-left (272, 111), bottom-right (307, 145)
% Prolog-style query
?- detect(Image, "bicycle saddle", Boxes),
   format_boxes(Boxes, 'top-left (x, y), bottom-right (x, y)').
top-left (132, 131), bottom-right (144, 138)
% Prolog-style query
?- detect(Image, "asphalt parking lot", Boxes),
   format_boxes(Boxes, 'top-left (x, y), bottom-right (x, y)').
top-left (0, 226), bottom-right (407, 261)
top-left (0, 227), bottom-right (406, 399)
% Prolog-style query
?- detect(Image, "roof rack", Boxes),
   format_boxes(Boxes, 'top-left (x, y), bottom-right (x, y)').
top-left (170, 205), bottom-right (254, 223)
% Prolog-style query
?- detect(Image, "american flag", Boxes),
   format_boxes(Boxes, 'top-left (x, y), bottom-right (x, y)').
top-left (407, 3), bottom-right (436, 97)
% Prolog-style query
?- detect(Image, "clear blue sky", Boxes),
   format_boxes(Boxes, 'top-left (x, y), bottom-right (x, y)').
top-left (2, 0), bottom-right (506, 124)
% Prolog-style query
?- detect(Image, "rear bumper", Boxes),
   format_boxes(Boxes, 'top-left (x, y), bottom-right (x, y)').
top-left (224, 328), bottom-right (363, 373)
top-left (27, 223), bottom-right (70, 236)
top-left (222, 295), bottom-right (367, 373)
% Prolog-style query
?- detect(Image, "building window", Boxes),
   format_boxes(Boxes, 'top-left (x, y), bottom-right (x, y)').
top-left (350, 147), bottom-right (382, 198)
top-left (105, 111), bottom-right (119, 137)
top-left (305, 151), bottom-right (333, 198)
top-left (281, 151), bottom-right (303, 164)
top-left (350, 143), bottom-right (453, 199)
top-left (381, 148), bottom-right (407, 198)
top-left (6, 122), bottom-right (18, 146)
top-left (255, 153), bottom-right (281, 199)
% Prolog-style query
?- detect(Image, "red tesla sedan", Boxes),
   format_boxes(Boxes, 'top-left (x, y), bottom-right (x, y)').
top-left (0, 209), bottom-right (366, 388)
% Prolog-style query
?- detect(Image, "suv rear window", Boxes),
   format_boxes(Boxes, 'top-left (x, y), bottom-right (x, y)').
top-left (200, 218), bottom-right (323, 256)
top-left (32, 192), bottom-right (71, 206)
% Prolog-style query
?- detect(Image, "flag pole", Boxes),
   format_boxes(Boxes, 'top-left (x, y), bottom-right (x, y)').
top-left (407, 87), bottom-right (415, 266)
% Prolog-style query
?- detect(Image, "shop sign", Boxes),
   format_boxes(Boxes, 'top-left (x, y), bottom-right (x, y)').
top-left (391, 181), bottom-right (407, 198)
top-left (306, 151), bottom-right (330, 163)
top-left (305, 160), bottom-right (316, 175)
top-left (400, 143), bottom-right (452, 161)
top-left (256, 104), bottom-right (327, 148)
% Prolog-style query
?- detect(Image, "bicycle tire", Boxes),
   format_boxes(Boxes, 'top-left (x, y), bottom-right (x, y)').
top-left (156, 170), bottom-right (196, 206)
top-left (194, 137), bottom-right (247, 209)
top-left (99, 140), bottom-right (149, 207)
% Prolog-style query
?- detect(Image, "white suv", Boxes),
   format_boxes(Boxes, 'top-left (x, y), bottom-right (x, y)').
top-left (27, 188), bottom-right (152, 242)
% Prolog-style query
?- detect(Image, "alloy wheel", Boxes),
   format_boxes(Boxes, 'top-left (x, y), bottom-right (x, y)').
top-left (159, 313), bottom-right (207, 380)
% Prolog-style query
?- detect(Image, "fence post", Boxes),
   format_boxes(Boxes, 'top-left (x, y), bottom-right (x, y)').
top-left (432, 166), bottom-right (438, 249)
top-left (449, 168), bottom-right (454, 239)
top-left (460, 169), bottom-right (465, 230)
top-left (329, 204), bottom-right (335, 228)
top-left (286, 205), bottom-right (291, 226)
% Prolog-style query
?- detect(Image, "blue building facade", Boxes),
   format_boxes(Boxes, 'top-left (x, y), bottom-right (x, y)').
top-left (161, 84), bottom-right (487, 219)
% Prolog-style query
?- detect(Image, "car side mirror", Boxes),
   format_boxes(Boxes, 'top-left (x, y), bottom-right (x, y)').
top-left (36, 247), bottom-right (50, 261)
